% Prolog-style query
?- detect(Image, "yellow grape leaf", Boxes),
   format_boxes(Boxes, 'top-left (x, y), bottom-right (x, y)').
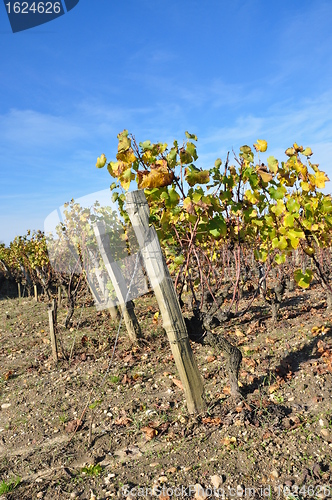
top-left (301, 181), bottom-right (310, 191)
top-left (153, 311), bottom-right (159, 324)
top-left (96, 154), bottom-right (107, 169)
top-left (267, 156), bottom-right (278, 174)
top-left (293, 143), bottom-right (303, 152)
top-left (284, 213), bottom-right (295, 227)
top-left (119, 168), bottom-right (135, 190)
top-left (117, 130), bottom-right (131, 153)
top-left (257, 168), bottom-right (273, 183)
top-left (302, 147), bottom-right (313, 157)
top-left (254, 140), bottom-right (267, 152)
top-left (183, 197), bottom-right (196, 215)
top-left (271, 200), bottom-right (286, 216)
top-left (303, 246), bottom-right (315, 256)
top-left (137, 168), bottom-right (174, 189)
top-left (315, 170), bottom-right (330, 189)
top-left (272, 236), bottom-right (288, 251)
top-left (116, 148), bottom-right (136, 164)
top-left (285, 147), bottom-right (296, 157)
top-left (107, 161), bottom-right (126, 177)
top-left (245, 189), bottom-right (259, 203)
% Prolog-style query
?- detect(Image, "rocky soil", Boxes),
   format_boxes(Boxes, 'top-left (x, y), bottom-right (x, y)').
top-left (0, 283), bottom-right (331, 499)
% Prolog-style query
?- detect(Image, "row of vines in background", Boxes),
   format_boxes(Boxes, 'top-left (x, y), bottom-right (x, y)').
top-left (1, 134), bottom-right (332, 335)
top-left (1, 224), bottom-right (331, 328)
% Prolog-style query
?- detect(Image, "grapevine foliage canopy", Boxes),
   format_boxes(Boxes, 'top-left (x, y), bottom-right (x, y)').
top-left (96, 131), bottom-right (332, 284)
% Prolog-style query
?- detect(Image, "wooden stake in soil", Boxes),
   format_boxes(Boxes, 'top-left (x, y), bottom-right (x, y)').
top-left (34, 284), bottom-right (38, 302)
top-left (18, 282), bottom-right (21, 299)
top-left (86, 248), bottom-right (120, 320)
top-left (48, 299), bottom-right (58, 362)
top-left (126, 189), bottom-right (205, 414)
top-left (93, 221), bottom-right (141, 343)
top-left (58, 286), bottom-right (61, 306)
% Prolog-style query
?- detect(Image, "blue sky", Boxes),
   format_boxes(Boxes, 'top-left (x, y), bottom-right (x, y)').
top-left (1, 0), bottom-right (332, 244)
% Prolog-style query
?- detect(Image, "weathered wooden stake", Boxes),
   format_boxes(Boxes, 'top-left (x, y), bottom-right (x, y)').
top-left (18, 282), bottom-right (21, 299)
top-left (48, 299), bottom-right (58, 362)
top-left (34, 284), bottom-right (38, 302)
top-left (93, 222), bottom-right (141, 343)
top-left (87, 248), bottom-right (120, 320)
top-left (126, 190), bottom-right (205, 414)
top-left (58, 286), bottom-right (62, 306)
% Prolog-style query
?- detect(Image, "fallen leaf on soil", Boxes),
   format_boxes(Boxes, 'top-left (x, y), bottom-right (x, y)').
top-left (3, 370), bottom-right (13, 380)
top-left (235, 328), bottom-right (245, 337)
top-left (222, 386), bottom-right (231, 395)
top-left (172, 378), bottom-right (184, 390)
top-left (221, 436), bottom-right (237, 446)
top-left (268, 383), bottom-right (280, 394)
top-left (201, 417), bottom-right (222, 426)
top-left (65, 419), bottom-right (82, 433)
top-left (166, 466), bottom-right (177, 473)
top-left (114, 416), bottom-right (132, 426)
top-left (121, 374), bottom-right (131, 384)
top-left (81, 335), bottom-right (89, 345)
top-left (141, 426), bottom-right (158, 440)
top-left (206, 355), bottom-right (216, 362)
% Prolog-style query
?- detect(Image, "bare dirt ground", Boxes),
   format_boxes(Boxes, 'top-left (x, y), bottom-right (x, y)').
top-left (0, 283), bottom-right (331, 500)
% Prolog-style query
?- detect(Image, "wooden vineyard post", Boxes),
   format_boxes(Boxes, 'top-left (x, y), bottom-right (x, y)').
top-left (34, 284), bottom-right (38, 302)
top-left (48, 299), bottom-right (58, 362)
top-left (87, 248), bottom-right (120, 321)
top-left (58, 286), bottom-right (62, 306)
top-left (18, 282), bottom-right (21, 299)
top-left (93, 222), bottom-right (142, 343)
top-left (126, 190), bottom-right (205, 414)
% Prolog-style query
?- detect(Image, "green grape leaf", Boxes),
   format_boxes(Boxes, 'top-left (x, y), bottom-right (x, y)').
top-left (166, 187), bottom-right (180, 208)
top-left (207, 215), bottom-right (227, 239)
top-left (185, 131), bottom-right (198, 141)
top-left (286, 198), bottom-right (300, 213)
top-left (275, 253), bottom-right (286, 264)
top-left (267, 156), bottom-right (278, 174)
top-left (186, 142), bottom-right (198, 161)
top-left (284, 213), bottom-right (295, 227)
top-left (185, 166), bottom-right (210, 186)
top-left (294, 269), bottom-right (313, 289)
top-left (269, 185), bottom-right (286, 200)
